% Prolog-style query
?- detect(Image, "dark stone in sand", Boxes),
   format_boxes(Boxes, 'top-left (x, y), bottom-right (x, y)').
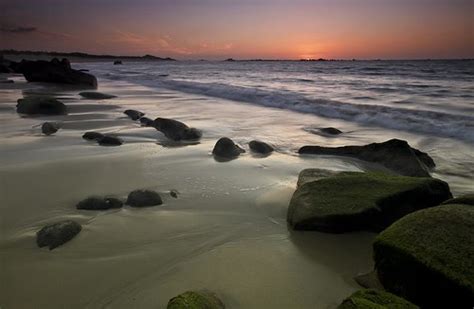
top-left (82, 131), bottom-right (104, 141)
top-left (98, 135), bottom-right (122, 146)
top-left (212, 137), bottom-right (245, 160)
top-left (126, 190), bottom-right (163, 207)
top-left (249, 140), bottom-right (274, 154)
top-left (374, 204), bottom-right (474, 308)
top-left (287, 172), bottom-right (452, 233)
top-left (167, 290), bottom-right (225, 309)
top-left (298, 139), bottom-right (434, 177)
top-left (79, 92), bottom-right (116, 100)
top-left (320, 127), bottom-right (342, 135)
top-left (124, 109), bottom-right (145, 120)
top-left (17, 97), bottom-right (67, 115)
top-left (36, 220), bottom-right (82, 250)
top-left (153, 117), bottom-right (202, 141)
top-left (41, 122), bottom-right (60, 135)
top-left (338, 289), bottom-right (418, 309)
top-left (139, 117), bottom-right (154, 127)
top-left (18, 58), bottom-right (97, 87)
top-left (114, 60), bottom-right (122, 65)
top-left (170, 189), bottom-right (179, 198)
top-left (442, 194), bottom-right (474, 206)
top-left (76, 197), bottom-right (123, 210)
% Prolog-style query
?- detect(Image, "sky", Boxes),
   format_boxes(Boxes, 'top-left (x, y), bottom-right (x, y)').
top-left (1, 0), bottom-right (473, 60)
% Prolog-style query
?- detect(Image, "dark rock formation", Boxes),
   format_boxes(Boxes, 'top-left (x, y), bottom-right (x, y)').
top-left (17, 58), bottom-right (97, 87)
top-left (124, 109), bottom-right (145, 120)
top-left (374, 204), bottom-right (474, 308)
top-left (126, 190), bottom-right (163, 207)
top-left (17, 97), bottom-right (67, 115)
top-left (338, 289), bottom-right (418, 309)
top-left (167, 290), bottom-right (225, 309)
top-left (82, 131), bottom-right (104, 141)
top-left (153, 117), bottom-right (202, 141)
top-left (113, 60), bottom-right (122, 65)
top-left (298, 139), bottom-right (434, 177)
top-left (212, 137), bottom-right (245, 160)
top-left (139, 117), bottom-right (154, 127)
top-left (76, 197), bottom-right (123, 210)
top-left (249, 140), bottom-right (274, 155)
top-left (287, 172), bottom-right (452, 233)
top-left (97, 135), bottom-right (123, 146)
top-left (41, 122), bottom-right (60, 135)
top-left (320, 127), bottom-right (343, 135)
top-left (79, 92), bottom-right (116, 100)
top-left (36, 220), bottom-right (82, 250)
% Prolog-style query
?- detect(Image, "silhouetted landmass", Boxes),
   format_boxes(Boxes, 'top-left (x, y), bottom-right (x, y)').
top-left (0, 49), bottom-right (176, 61)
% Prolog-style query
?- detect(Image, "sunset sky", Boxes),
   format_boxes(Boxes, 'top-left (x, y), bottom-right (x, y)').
top-left (1, 0), bottom-right (473, 60)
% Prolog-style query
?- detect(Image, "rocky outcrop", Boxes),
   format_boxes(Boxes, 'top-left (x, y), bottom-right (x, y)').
top-left (79, 92), bottom-right (116, 100)
top-left (442, 194), bottom-right (474, 206)
top-left (126, 190), bottom-right (163, 207)
top-left (167, 290), bottom-right (225, 309)
top-left (76, 197), bottom-right (123, 210)
top-left (153, 117), bottom-right (202, 141)
top-left (298, 139), bottom-right (434, 177)
top-left (124, 110), bottom-right (145, 120)
top-left (249, 140), bottom-right (274, 155)
top-left (82, 131), bottom-right (104, 141)
top-left (97, 136), bottom-right (123, 146)
top-left (139, 117), bottom-right (154, 127)
top-left (374, 204), bottom-right (474, 308)
top-left (320, 127), bottom-right (342, 135)
top-left (36, 220), bottom-right (82, 250)
top-left (212, 137), bottom-right (245, 160)
top-left (17, 58), bottom-right (97, 87)
top-left (17, 97), bottom-right (67, 115)
top-left (287, 172), bottom-right (451, 233)
top-left (338, 289), bottom-right (418, 309)
top-left (41, 122), bottom-right (60, 135)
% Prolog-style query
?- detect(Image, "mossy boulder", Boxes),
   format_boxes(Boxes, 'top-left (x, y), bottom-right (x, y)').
top-left (374, 204), bottom-right (474, 308)
top-left (17, 97), bottom-right (67, 115)
top-left (167, 290), bottom-right (225, 309)
top-left (338, 289), bottom-right (418, 309)
top-left (36, 220), bottom-right (82, 250)
top-left (298, 139), bottom-right (434, 177)
top-left (296, 168), bottom-right (342, 187)
top-left (287, 172), bottom-right (451, 233)
top-left (442, 194), bottom-right (474, 206)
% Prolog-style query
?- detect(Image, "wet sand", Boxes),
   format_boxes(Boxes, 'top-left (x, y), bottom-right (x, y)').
top-left (0, 72), bottom-right (472, 308)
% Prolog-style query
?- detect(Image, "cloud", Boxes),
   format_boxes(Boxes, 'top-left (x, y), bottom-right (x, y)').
top-left (0, 25), bottom-right (37, 33)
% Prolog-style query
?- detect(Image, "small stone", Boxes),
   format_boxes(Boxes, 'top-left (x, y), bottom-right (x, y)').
top-left (98, 135), bottom-right (123, 146)
top-left (126, 190), bottom-right (163, 207)
top-left (82, 131), bottom-right (104, 141)
top-left (41, 122), bottom-right (60, 135)
top-left (36, 220), bottom-right (82, 250)
top-left (124, 109), bottom-right (145, 120)
top-left (249, 140), bottom-right (274, 154)
top-left (212, 137), bottom-right (245, 160)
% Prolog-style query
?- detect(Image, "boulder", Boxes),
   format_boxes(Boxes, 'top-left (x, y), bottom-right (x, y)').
top-left (153, 117), bottom-right (202, 141)
top-left (41, 122), bottom-right (60, 135)
top-left (298, 139), bottom-right (434, 177)
top-left (167, 290), bottom-right (225, 309)
top-left (114, 60), bottom-right (122, 65)
top-left (76, 197), bottom-right (123, 210)
top-left (212, 137), bottom-right (245, 160)
top-left (296, 169), bottom-right (342, 187)
top-left (82, 131), bottom-right (104, 141)
top-left (98, 135), bottom-right (123, 146)
top-left (320, 127), bottom-right (343, 135)
top-left (442, 194), bottom-right (474, 206)
top-left (18, 59), bottom-right (97, 87)
top-left (124, 109), bottom-right (145, 120)
top-left (36, 220), bottom-right (82, 250)
top-left (126, 189), bottom-right (163, 207)
top-left (17, 97), bottom-right (67, 115)
top-left (338, 289), bottom-right (418, 309)
top-left (374, 204), bottom-right (474, 308)
top-left (354, 271), bottom-right (383, 289)
top-left (139, 117), bottom-right (154, 127)
top-left (287, 172), bottom-right (452, 233)
top-left (79, 92), bottom-right (116, 100)
top-left (249, 140), bottom-right (274, 155)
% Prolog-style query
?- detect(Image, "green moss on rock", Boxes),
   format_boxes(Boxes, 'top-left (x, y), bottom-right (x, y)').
top-left (287, 172), bottom-right (451, 232)
top-left (167, 290), bottom-right (225, 309)
top-left (374, 204), bottom-right (474, 308)
top-left (442, 194), bottom-right (474, 206)
top-left (338, 289), bottom-right (419, 309)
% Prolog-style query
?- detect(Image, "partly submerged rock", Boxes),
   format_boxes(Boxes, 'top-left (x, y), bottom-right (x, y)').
top-left (82, 131), bottom-right (104, 141)
top-left (212, 137), bottom-right (245, 160)
top-left (79, 91), bottom-right (116, 100)
top-left (298, 139), bottom-right (434, 177)
top-left (249, 140), bottom-right (274, 155)
top-left (139, 117), bottom-right (154, 127)
top-left (170, 189), bottom-right (179, 198)
top-left (287, 172), bottom-right (451, 233)
top-left (36, 220), bottom-right (82, 250)
top-left (153, 117), bottom-right (202, 141)
top-left (41, 122), bottom-right (60, 135)
top-left (18, 59), bottom-right (97, 87)
top-left (76, 197), bottom-right (123, 210)
top-left (167, 290), bottom-right (225, 309)
top-left (98, 135), bottom-right (123, 146)
top-left (126, 190), bottom-right (163, 207)
top-left (442, 194), bottom-right (474, 206)
top-left (17, 97), bottom-right (67, 115)
top-left (113, 60), bottom-right (122, 65)
top-left (338, 289), bottom-right (419, 309)
top-left (124, 109), bottom-right (145, 120)
top-left (320, 127), bottom-right (343, 135)
top-left (374, 204), bottom-right (474, 308)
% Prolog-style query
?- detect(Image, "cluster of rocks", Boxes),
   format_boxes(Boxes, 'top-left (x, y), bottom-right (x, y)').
top-left (212, 137), bottom-right (273, 161)
top-left (82, 131), bottom-right (123, 146)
